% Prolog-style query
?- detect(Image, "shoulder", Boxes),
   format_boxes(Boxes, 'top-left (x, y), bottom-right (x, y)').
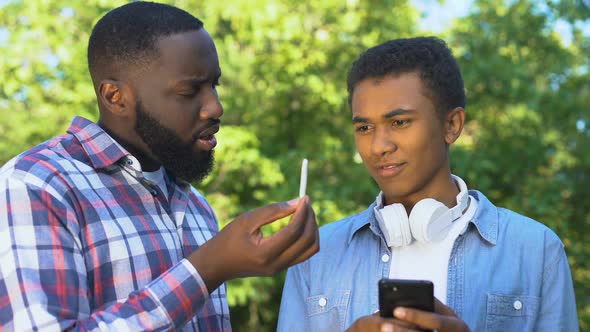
top-left (319, 207), bottom-right (372, 247)
top-left (497, 206), bottom-right (564, 254)
top-left (472, 190), bottom-right (564, 253)
top-left (188, 187), bottom-right (213, 210)
top-left (0, 137), bottom-right (87, 229)
top-left (498, 207), bottom-right (563, 246)
top-left (288, 205), bottom-right (376, 290)
top-left (498, 207), bottom-right (559, 236)
top-left (0, 135), bottom-right (81, 193)
top-left (293, 207), bottom-right (373, 271)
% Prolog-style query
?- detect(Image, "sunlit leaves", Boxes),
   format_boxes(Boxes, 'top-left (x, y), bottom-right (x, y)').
top-left (1, 0), bottom-right (588, 330)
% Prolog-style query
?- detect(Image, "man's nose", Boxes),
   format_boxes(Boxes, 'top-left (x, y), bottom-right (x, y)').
top-left (371, 127), bottom-right (397, 156)
top-left (200, 89), bottom-right (224, 120)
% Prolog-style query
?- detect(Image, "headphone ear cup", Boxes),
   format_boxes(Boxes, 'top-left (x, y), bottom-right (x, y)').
top-left (394, 205), bottom-right (413, 246)
top-left (409, 198), bottom-right (450, 243)
top-left (375, 203), bottom-right (412, 247)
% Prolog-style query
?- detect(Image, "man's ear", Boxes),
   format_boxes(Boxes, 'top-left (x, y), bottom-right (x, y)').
top-left (444, 107), bottom-right (465, 145)
top-left (98, 80), bottom-right (134, 117)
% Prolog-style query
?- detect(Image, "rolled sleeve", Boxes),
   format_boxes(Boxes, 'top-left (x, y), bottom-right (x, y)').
top-left (147, 259), bottom-right (210, 328)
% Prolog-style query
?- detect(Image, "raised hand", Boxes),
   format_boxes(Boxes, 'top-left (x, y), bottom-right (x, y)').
top-left (189, 196), bottom-right (319, 292)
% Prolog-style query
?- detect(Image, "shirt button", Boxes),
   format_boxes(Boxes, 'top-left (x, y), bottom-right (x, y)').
top-left (126, 159), bottom-right (133, 165)
top-left (318, 297), bottom-right (327, 307)
top-left (513, 300), bottom-right (522, 310)
top-left (381, 254), bottom-right (390, 262)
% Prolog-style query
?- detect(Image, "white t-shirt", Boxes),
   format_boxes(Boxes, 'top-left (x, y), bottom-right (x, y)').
top-left (387, 195), bottom-right (478, 304)
top-left (142, 166), bottom-right (169, 200)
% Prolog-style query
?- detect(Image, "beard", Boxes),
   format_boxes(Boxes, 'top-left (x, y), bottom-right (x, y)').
top-left (134, 101), bottom-right (214, 183)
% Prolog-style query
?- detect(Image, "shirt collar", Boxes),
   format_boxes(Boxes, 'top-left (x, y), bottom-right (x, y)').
top-left (66, 116), bottom-right (130, 169)
top-left (66, 116), bottom-right (193, 193)
top-left (347, 190), bottom-right (499, 246)
top-left (467, 190), bottom-right (498, 245)
top-left (347, 202), bottom-right (383, 245)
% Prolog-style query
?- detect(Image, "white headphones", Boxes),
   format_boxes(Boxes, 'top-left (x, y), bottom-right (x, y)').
top-left (374, 175), bottom-right (469, 247)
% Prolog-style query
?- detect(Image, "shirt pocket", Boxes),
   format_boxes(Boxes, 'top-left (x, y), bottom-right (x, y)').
top-left (305, 290), bottom-right (351, 332)
top-left (485, 293), bottom-right (540, 332)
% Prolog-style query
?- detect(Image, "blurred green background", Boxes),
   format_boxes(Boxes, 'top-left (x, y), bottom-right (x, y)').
top-left (1, 0), bottom-right (589, 330)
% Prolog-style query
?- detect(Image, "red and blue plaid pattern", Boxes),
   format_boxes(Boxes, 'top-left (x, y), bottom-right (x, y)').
top-left (0, 116), bottom-right (230, 331)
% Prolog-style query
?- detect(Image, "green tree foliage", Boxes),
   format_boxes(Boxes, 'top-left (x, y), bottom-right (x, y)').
top-left (447, 1), bottom-right (590, 329)
top-left (0, 0), bottom-right (588, 330)
top-left (192, 2), bottom-right (419, 328)
top-left (0, 1), bottom-right (101, 161)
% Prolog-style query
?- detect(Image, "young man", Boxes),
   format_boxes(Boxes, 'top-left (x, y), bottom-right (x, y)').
top-left (0, 2), bottom-right (319, 331)
top-left (278, 37), bottom-right (578, 331)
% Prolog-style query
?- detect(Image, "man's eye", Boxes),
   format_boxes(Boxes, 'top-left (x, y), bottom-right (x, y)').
top-left (392, 119), bottom-right (410, 127)
top-left (355, 125), bottom-right (370, 133)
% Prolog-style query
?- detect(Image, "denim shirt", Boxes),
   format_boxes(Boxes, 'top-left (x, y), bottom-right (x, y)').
top-left (278, 191), bottom-right (578, 332)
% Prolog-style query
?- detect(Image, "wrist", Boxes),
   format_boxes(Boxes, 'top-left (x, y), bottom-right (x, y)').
top-left (188, 241), bottom-right (226, 292)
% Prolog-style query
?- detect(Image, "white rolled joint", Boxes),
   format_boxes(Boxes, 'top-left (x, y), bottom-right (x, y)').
top-left (299, 158), bottom-right (308, 198)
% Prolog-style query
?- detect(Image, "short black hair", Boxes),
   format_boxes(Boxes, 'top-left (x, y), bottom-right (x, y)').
top-left (347, 36), bottom-right (466, 116)
top-left (88, 1), bottom-right (203, 81)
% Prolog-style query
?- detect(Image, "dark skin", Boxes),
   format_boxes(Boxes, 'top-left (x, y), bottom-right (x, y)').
top-left (346, 299), bottom-right (469, 332)
top-left (348, 73), bottom-right (469, 331)
top-left (351, 73), bottom-right (464, 213)
top-left (93, 29), bottom-right (319, 292)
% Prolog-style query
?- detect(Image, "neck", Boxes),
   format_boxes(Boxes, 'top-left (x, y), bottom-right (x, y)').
top-left (98, 121), bottom-right (161, 172)
top-left (384, 170), bottom-right (459, 213)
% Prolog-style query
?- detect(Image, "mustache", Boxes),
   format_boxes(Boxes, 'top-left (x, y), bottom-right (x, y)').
top-left (193, 119), bottom-right (221, 141)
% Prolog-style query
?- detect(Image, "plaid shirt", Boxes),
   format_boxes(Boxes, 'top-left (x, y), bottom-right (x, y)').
top-left (0, 117), bottom-right (231, 331)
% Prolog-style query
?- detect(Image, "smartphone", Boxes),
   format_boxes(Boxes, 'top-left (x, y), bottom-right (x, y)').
top-left (378, 278), bottom-right (434, 318)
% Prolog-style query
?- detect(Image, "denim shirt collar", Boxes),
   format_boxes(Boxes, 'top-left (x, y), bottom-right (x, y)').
top-left (346, 202), bottom-right (385, 245)
top-left (347, 189), bottom-right (498, 246)
top-left (467, 190), bottom-right (498, 245)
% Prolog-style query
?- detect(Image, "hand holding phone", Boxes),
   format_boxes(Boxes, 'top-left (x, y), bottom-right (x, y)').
top-left (378, 278), bottom-right (434, 318)
top-left (347, 279), bottom-right (466, 332)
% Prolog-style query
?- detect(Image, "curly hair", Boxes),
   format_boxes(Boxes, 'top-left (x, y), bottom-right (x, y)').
top-left (347, 36), bottom-right (466, 116)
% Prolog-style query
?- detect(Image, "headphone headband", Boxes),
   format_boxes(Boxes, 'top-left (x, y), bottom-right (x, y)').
top-left (448, 175), bottom-right (469, 220)
top-left (374, 174), bottom-right (470, 247)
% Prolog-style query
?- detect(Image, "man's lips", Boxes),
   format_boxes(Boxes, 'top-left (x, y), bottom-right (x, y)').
top-left (194, 124), bottom-right (220, 150)
top-left (197, 124), bottom-right (220, 138)
top-left (373, 162), bottom-right (406, 177)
